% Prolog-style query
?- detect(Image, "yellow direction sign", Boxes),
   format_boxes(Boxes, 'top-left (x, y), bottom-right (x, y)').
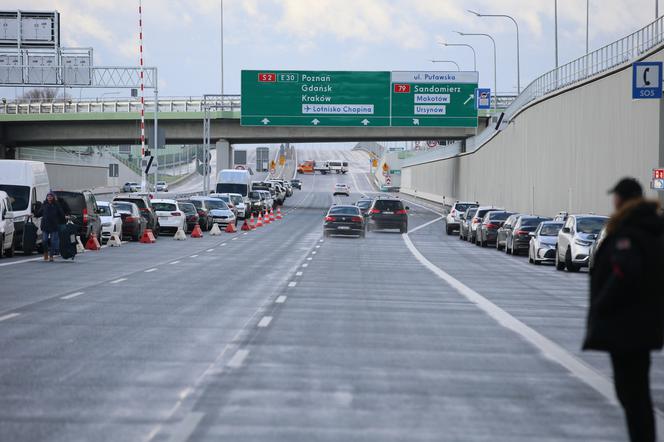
top-left (279, 155), bottom-right (286, 166)
top-left (382, 162), bottom-right (389, 172)
top-left (372, 158), bottom-right (378, 167)
top-left (270, 160), bottom-right (277, 170)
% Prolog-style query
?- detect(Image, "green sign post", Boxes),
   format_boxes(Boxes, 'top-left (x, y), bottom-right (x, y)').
top-left (241, 70), bottom-right (478, 128)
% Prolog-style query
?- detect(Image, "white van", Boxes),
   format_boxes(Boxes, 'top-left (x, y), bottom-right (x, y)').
top-left (0, 160), bottom-right (50, 253)
top-left (327, 161), bottom-right (347, 174)
top-left (0, 190), bottom-right (16, 257)
top-left (216, 169), bottom-right (252, 209)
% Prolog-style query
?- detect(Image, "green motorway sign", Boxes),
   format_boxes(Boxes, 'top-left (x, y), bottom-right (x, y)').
top-left (241, 70), bottom-right (478, 128)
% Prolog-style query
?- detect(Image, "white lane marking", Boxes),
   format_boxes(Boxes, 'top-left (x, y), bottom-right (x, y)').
top-left (227, 349), bottom-right (250, 368)
top-left (190, 254), bottom-right (199, 258)
top-left (288, 281), bottom-right (297, 287)
top-left (164, 411), bottom-right (205, 442)
top-left (110, 278), bottom-right (127, 284)
top-left (170, 260), bottom-right (181, 265)
top-left (306, 257), bottom-right (313, 261)
top-left (402, 232), bottom-right (622, 408)
top-left (221, 243), bottom-right (227, 246)
top-left (275, 296), bottom-right (287, 304)
top-left (0, 257), bottom-right (43, 267)
top-left (409, 216), bottom-right (444, 234)
top-left (243, 232), bottom-right (249, 235)
top-left (311, 251), bottom-right (317, 255)
top-left (144, 268), bottom-right (158, 273)
top-left (315, 245), bottom-right (321, 249)
top-left (319, 239), bottom-right (324, 243)
top-left (296, 271), bottom-right (303, 276)
top-left (232, 237), bottom-right (238, 241)
top-left (206, 248), bottom-right (214, 252)
top-left (257, 316), bottom-right (273, 328)
top-left (302, 263), bottom-right (309, 268)
top-left (61, 291), bottom-right (85, 300)
top-left (0, 313), bottom-right (20, 322)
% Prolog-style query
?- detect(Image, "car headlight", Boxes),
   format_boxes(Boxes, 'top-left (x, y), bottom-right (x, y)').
top-left (574, 239), bottom-right (592, 247)
top-left (541, 243), bottom-right (555, 249)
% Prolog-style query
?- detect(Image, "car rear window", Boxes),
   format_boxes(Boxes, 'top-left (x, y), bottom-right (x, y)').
top-left (520, 218), bottom-right (545, 227)
top-left (356, 200), bottom-right (372, 209)
top-left (55, 192), bottom-right (85, 215)
top-left (466, 208), bottom-right (478, 218)
top-left (577, 217), bottom-right (607, 234)
top-left (329, 206), bottom-right (360, 215)
top-left (475, 209), bottom-right (493, 218)
top-left (187, 200), bottom-right (202, 209)
top-left (455, 203), bottom-right (477, 213)
top-left (540, 224), bottom-right (563, 236)
top-left (152, 202), bottom-right (176, 212)
top-left (179, 203), bottom-right (197, 215)
top-left (206, 199), bottom-right (229, 210)
top-left (113, 202), bottom-right (133, 213)
top-left (374, 200), bottom-right (404, 211)
top-left (231, 195), bottom-right (243, 205)
top-left (488, 212), bottom-right (510, 221)
top-left (115, 198), bottom-right (147, 209)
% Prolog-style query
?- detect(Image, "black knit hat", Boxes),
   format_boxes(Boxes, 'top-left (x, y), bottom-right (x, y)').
top-left (608, 177), bottom-right (643, 200)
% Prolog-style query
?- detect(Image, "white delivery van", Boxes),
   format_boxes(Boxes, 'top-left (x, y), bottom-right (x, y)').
top-left (0, 190), bottom-right (16, 257)
top-left (0, 160), bottom-right (50, 253)
top-left (216, 169), bottom-right (252, 208)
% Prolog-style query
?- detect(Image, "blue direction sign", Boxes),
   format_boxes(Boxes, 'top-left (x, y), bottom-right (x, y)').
top-left (475, 88), bottom-right (491, 110)
top-left (632, 61), bottom-right (662, 99)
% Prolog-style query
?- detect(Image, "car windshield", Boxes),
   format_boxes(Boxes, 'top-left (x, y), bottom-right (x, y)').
top-left (356, 200), bottom-right (372, 209)
top-left (249, 191), bottom-right (261, 199)
top-left (455, 203), bottom-right (477, 213)
top-left (540, 224), bottom-right (563, 236)
top-left (206, 199), bottom-right (229, 210)
top-left (0, 184), bottom-right (30, 211)
top-left (179, 203), bottom-right (196, 215)
top-left (152, 202), bottom-right (176, 212)
top-left (329, 206), bottom-right (360, 215)
top-left (374, 200), bottom-right (403, 211)
top-left (576, 217), bottom-right (607, 234)
top-left (97, 205), bottom-right (112, 216)
top-left (157, 182), bottom-right (166, 185)
top-left (335, 184), bottom-right (346, 188)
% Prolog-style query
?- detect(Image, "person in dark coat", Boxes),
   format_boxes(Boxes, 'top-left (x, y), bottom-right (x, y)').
top-left (35, 192), bottom-right (66, 262)
top-left (583, 177), bottom-right (664, 442)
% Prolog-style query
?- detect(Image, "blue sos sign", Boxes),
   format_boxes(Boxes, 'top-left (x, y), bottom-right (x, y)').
top-left (632, 62), bottom-right (662, 99)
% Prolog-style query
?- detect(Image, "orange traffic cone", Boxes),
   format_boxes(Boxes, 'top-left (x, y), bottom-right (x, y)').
top-left (269, 209), bottom-right (276, 222)
top-left (241, 220), bottom-right (251, 231)
top-left (85, 232), bottom-right (101, 250)
top-left (264, 210), bottom-right (271, 224)
top-left (276, 207), bottom-right (283, 220)
top-left (225, 222), bottom-right (237, 233)
top-left (140, 229), bottom-right (156, 243)
top-left (249, 213), bottom-right (256, 229)
top-left (256, 213), bottom-right (263, 227)
top-left (191, 224), bottom-right (203, 238)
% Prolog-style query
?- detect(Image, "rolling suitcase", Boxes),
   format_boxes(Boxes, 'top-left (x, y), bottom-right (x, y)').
top-left (59, 222), bottom-right (78, 260)
top-left (22, 218), bottom-right (38, 255)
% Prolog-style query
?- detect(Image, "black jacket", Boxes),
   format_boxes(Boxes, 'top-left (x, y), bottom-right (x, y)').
top-left (583, 199), bottom-right (664, 352)
top-left (36, 200), bottom-right (66, 233)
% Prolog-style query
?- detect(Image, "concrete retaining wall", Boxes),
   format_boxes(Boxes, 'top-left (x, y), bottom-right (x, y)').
top-left (401, 46), bottom-right (664, 216)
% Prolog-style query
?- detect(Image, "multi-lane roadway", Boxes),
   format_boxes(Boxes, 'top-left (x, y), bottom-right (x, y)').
top-left (0, 148), bottom-right (660, 441)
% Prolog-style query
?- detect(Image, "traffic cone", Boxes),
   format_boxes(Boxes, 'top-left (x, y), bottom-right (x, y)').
top-left (270, 209), bottom-right (276, 222)
top-left (256, 212), bottom-right (263, 227)
top-left (76, 236), bottom-right (86, 253)
top-left (241, 220), bottom-right (251, 231)
top-left (140, 229), bottom-right (156, 243)
top-left (209, 223), bottom-right (222, 236)
top-left (249, 213), bottom-right (256, 229)
top-left (174, 228), bottom-right (187, 240)
top-left (263, 210), bottom-right (271, 224)
top-left (276, 207), bottom-right (283, 220)
top-left (225, 222), bottom-right (237, 233)
top-left (85, 232), bottom-right (101, 251)
top-left (109, 233), bottom-right (122, 247)
top-left (191, 224), bottom-right (204, 238)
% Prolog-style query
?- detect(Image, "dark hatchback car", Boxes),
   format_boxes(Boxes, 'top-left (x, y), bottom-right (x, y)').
top-left (505, 216), bottom-right (552, 255)
top-left (112, 201), bottom-right (147, 241)
top-left (459, 207), bottom-right (478, 241)
top-left (180, 199), bottom-right (212, 230)
top-left (368, 198), bottom-right (409, 233)
top-left (355, 198), bottom-right (373, 216)
top-left (476, 211), bottom-right (513, 247)
top-left (179, 202), bottom-right (199, 233)
top-left (53, 190), bottom-right (102, 244)
top-left (113, 195), bottom-right (159, 236)
top-left (496, 213), bottom-right (523, 251)
top-left (324, 205), bottom-right (366, 238)
top-left (290, 179), bottom-right (302, 190)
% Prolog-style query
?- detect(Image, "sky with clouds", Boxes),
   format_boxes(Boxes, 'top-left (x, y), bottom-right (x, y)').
top-left (2, 0), bottom-right (661, 98)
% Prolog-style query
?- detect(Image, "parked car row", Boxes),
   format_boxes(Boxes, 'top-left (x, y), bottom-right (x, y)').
top-left (445, 200), bottom-right (609, 272)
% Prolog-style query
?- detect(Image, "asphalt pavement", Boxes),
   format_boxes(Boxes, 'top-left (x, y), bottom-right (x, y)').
top-left (0, 149), bottom-right (660, 441)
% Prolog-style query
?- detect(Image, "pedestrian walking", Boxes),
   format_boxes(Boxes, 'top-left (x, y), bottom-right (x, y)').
top-left (35, 191), bottom-right (66, 262)
top-left (583, 177), bottom-right (664, 442)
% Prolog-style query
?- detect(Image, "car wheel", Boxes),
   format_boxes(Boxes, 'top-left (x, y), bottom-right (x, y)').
top-left (400, 226), bottom-right (407, 234)
top-left (513, 245), bottom-right (519, 256)
top-left (565, 248), bottom-right (579, 272)
top-left (555, 247), bottom-right (565, 271)
top-left (6, 238), bottom-right (15, 257)
top-left (446, 225), bottom-right (452, 235)
top-left (481, 239), bottom-right (487, 248)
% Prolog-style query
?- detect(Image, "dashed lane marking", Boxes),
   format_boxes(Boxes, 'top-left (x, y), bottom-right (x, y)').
top-left (257, 316), bottom-right (273, 328)
top-left (61, 291), bottom-right (85, 300)
top-left (288, 281), bottom-right (297, 287)
top-left (302, 263), bottom-right (309, 267)
top-left (0, 313), bottom-right (20, 322)
top-left (170, 260), bottom-right (181, 265)
top-left (306, 257), bottom-right (313, 261)
top-left (110, 278), bottom-right (127, 284)
top-left (296, 271), bottom-right (303, 276)
top-left (190, 255), bottom-right (199, 258)
top-left (232, 237), bottom-right (239, 241)
top-left (275, 296), bottom-right (287, 304)
top-left (0, 257), bottom-right (42, 267)
top-left (311, 251), bottom-right (317, 255)
top-left (144, 268), bottom-right (158, 273)
top-left (227, 349), bottom-right (250, 368)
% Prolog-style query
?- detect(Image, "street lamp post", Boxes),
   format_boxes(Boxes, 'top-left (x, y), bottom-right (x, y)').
top-left (456, 31), bottom-right (497, 109)
top-left (429, 60), bottom-right (460, 71)
top-left (439, 42), bottom-right (477, 71)
top-left (220, 0), bottom-right (225, 105)
top-left (467, 10), bottom-right (521, 93)
top-left (555, 0), bottom-right (559, 69)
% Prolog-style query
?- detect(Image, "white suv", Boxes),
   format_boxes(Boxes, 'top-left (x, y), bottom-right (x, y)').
top-left (445, 201), bottom-right (478, 235)
top-left (333, 183), bottom-right (351, 196)
top-left (555, 214), bottom-right (608, 272)
top-left (151, 199), bottom-right (187, 235)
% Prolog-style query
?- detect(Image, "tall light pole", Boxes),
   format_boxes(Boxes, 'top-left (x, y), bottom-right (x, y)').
top-left (220, 0), bottom-right (225, 102)
top-left (555, 0), bottom-right (559, 69)
top-left (439, 42), bottom-right (476, 71)
top-left (429, 60), bottom-right (460, 71)
top-left (586, 0), bottom-right (589, 55)
top-left (467, 10), bottom-right (521, 94)
top-left (456, 31), bottom-right (497, 109)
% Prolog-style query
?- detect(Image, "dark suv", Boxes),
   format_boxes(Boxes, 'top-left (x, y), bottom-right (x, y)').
top-left (368, 198), bottom-right (409, 233)
top-left (54, 190), bottom-right (102, 244)
top-left (113, 195), bottom-right (160, 236)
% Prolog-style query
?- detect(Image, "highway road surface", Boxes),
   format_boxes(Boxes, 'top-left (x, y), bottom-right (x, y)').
top-left (0, 148), bottom-right (661, 441)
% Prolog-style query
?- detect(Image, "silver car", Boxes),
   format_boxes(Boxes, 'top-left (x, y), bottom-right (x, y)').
top-left (445, 201), bottom-right (478, 235)
top-left (528, 221), bottom-right (564, 265)
top-left (555, 215), bottom-right (608, 272)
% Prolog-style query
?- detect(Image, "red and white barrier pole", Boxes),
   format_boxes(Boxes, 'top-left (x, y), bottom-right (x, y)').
top-left (138, 0), bottom-right (147, 191)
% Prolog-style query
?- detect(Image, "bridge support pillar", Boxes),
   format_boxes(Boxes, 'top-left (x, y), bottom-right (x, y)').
top-left (215, 139), bottom-right (233, 176)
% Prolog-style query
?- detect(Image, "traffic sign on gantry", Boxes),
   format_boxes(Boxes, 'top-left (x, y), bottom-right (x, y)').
top-left (241, 71), bottom-right (391, 127)
top-left (390, 71), bottom-right (478, 127)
